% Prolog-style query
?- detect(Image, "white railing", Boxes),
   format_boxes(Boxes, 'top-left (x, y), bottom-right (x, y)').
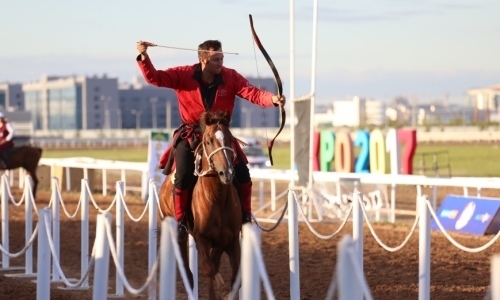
top-left (1, 172), bottom-right (499, 299)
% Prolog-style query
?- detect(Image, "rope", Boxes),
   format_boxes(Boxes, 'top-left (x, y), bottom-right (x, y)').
top-left (360, 197), bottom-right (420, 252)
top-left (42, 214), bottom-right (96, 288)
top-left (291, 190), bottom-right (353, 240)
top-left (116, 186), bottom-right (149, 222)
top-left (103, 219), bottom-right (159, 295)
top-left (0, 223), bottom-right (39, 258)
top-left (86, 182), bottom-right (116, 213)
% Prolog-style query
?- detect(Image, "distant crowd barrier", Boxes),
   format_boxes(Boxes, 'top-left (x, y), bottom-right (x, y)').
top-left (32, 157), bottom-right (500, 225)
top-left (30, 126), bottom-right (500, 144)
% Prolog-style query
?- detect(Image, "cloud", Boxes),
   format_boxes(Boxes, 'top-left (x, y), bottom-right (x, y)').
top-left (437, 3), bottom-right (483, 10)
top-left (254, 1), bottom-right (484, 23)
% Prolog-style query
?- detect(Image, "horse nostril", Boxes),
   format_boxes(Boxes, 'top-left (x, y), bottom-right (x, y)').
top-left (218, 171), bottom-right (224, 177)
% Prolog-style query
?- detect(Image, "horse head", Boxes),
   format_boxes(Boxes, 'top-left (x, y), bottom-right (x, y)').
top-left (196, 110), bottom-right (235, 184)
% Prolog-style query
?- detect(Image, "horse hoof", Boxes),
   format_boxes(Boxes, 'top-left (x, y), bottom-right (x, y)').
top-left (215, 273), bottom-right (231, 300)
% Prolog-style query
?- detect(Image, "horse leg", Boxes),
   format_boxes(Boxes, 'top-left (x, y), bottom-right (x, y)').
top-left (211, 247), bottom-right (230, 299)
top-left (25, 169), bottom-right (39, 200)
top-left (179, 237), bottom-right (194, 289)
top-left (196, 237), bottom-right (218, 300)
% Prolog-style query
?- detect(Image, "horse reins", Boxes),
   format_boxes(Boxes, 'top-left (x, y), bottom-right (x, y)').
top-left (194, 129), bottom-right (234, 177)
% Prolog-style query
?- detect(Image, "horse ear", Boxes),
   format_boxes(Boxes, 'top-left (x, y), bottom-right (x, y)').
top-left (200, 111), bottom-right (210, 132)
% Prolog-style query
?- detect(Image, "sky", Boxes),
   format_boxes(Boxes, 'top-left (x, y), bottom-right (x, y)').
top-left (1, 0), bottom-right (499, 104)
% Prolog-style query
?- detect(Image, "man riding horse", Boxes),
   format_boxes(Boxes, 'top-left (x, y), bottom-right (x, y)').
top-left (136, 39), bottom-right (286, 240)
top-left (0, 112), bottom-right (15, 169)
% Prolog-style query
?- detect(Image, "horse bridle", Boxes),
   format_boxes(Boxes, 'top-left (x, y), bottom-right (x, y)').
top-left (194, 129), bottom-right (235, 177)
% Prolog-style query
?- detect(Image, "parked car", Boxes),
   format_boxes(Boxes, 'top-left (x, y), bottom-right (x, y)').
top-left (238, 137), bottom-right (271, 169)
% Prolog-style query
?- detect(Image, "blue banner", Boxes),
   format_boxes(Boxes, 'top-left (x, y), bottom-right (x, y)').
top-left (431, 195), bottom-right (500, 236)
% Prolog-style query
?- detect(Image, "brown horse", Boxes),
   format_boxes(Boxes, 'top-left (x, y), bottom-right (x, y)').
top-left (159, 111), bottom-right (242, 300)
top-left (1, 145), bottom-right (43, 199)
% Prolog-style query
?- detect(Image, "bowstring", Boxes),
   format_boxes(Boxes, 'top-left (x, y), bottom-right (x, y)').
top-left (250, 33), bottom-right (269, 145)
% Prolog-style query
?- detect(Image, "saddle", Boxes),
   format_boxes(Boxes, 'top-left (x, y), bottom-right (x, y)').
top-left (159, 124), bottom-right (248, 176)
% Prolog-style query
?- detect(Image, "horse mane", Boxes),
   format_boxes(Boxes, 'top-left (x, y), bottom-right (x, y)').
top-left (199, 110), bottom-right (231, 133)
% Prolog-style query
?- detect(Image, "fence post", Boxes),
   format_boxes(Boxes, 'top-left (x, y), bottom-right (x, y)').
top-left (1, 174), bottom-right (10, 269)
top-left (92, 213), bottom-right (111, 300)
top-left (159, 217), bottom-right (176, 300)
top-left (114, 181), bottom-right (125, 296)
top-left (24, 176), bottom-right (34, 275)
top-left (36, 208), bottom-right (51, 300)
top-left (337, 235), bottom-right (357, 300)
top-left (148, 181), bottom-right (157, 300)
top-left (50, 177), bottom-right (61, 282)
top-left (241, 224), bottom-right (260, 300)
top-left (418, 195), bottom-right (430, 300)
top-left (491, 254), bottom-right (500, 300)
top-left (5, 175), bottom-right (35, 277)
top-left (288, 190), bottom-right (300, 300)
top-left (81, 179), bottom-right (90, 288)
top-left (351, 192), bottom-right (364, 300)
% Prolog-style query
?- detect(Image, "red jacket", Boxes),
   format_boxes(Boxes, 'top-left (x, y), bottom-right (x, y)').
top-left (137, 56), bottom-right (276, 124)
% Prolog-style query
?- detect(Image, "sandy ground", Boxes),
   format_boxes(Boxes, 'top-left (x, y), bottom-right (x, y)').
top-left (0, 183), bottom-right (499, 300)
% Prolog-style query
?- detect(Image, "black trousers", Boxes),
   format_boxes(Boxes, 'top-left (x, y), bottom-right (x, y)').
top-left (174, 139), bottom-right (251, 189)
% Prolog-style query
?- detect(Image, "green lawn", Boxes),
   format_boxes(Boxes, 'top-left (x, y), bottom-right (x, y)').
top-left (42, 143), bottom-right (500, 177)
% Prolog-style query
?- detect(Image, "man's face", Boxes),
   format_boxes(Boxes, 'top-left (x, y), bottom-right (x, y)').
top-left (202, 48), bottom-right (224, 74)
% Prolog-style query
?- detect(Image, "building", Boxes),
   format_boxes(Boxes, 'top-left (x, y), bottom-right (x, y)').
top-left (22, 74), bottom-right (119, 130)
top-left (118, 76), bottom-right (181, 129)
top-left (467, 84), bottom-right (500, 122)
top-left (0, 82), bottom-right (24, 111)
top-left (15, 73), bottom-right (279, 133)
top-left (332, 96), bottom-right (386, 127)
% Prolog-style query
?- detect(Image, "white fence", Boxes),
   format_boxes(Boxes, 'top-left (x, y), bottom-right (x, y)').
top-left (0, 173), bottom-right (499, 299)
top-left (36, 157), bottom-right (500, 224)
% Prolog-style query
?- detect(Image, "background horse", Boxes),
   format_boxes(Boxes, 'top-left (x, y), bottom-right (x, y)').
top-left (1, 145), bottom-right (43, 199)
top-left (159, 111), bottom-right (242, 300)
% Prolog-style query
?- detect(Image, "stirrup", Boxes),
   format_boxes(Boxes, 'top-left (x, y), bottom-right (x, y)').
top-left (242, 212), bottom-right (253, 224)
top-left (177, 221), bottom-right (188, 241)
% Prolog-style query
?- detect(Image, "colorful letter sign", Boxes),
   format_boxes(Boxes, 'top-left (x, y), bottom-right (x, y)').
top-left (313, 128), bottom-right (417, 175)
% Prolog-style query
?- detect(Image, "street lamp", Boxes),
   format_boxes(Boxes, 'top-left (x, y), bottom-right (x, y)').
top-left (100, 95), bottom-right (111, 129)
top-left (241, 107), bottom-right (251, 128)
top-left (149, 97), bottom-right (158, 129)
top-left (131, 109), bottom-right (143, 130)
top-left (166, 100), bottom-right (172, 130)
top-left (116, 109), bottom-right (122, 129)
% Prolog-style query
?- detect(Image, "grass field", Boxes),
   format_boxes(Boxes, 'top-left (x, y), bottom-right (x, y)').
top-left (42, 143), bottom-right (500, 177)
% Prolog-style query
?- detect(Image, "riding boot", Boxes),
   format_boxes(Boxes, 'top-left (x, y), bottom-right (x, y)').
top-left (174, 188), bottom-right (190, 241)
top-left (239, 181), bottom-right (253, 224)
top-left (0, 153), bottom-right (6, 169)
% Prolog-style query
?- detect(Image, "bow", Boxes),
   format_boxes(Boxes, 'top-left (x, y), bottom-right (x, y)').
top-left (249, 14), bottom-right (285, 166)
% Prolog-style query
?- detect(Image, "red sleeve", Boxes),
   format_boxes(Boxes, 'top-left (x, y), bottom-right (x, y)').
top-left (136, 55), bottom-right (180, 89)
top-left (233, 70), bottom-right (276, 107)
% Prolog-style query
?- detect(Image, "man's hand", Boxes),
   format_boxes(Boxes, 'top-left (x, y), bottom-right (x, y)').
top-left (136, 41), bottom-right (155, 60)
top-left (272, 95), bottom-right (286, 107)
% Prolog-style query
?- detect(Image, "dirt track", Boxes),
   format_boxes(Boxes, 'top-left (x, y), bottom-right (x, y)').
top-left (0, 184), bottom-right (499, 300)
